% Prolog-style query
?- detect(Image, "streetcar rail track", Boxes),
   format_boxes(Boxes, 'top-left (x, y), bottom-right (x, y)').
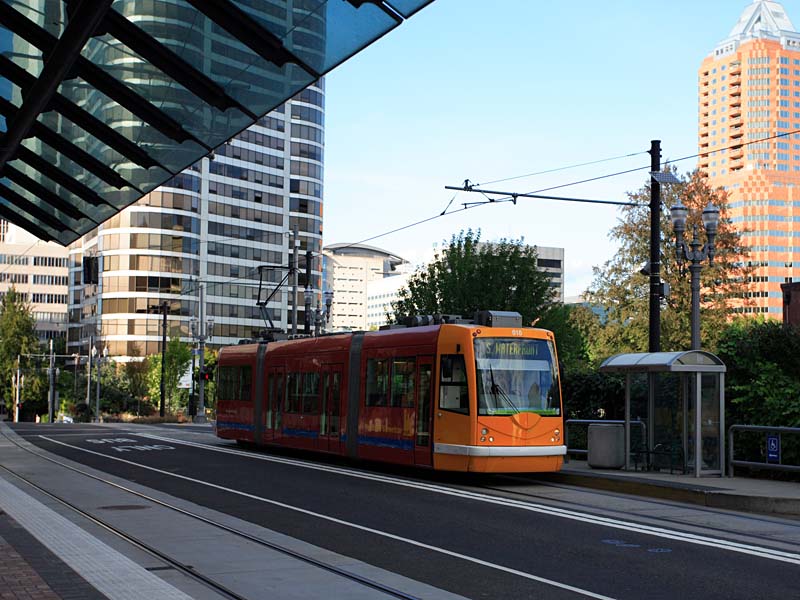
top-left (0, 427), bottom-right (421, 600)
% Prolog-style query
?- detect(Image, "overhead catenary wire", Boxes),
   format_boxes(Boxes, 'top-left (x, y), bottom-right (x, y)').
top-left (177, 152), bottom-right (678, 304)
top-left (124, 131), bottom-right (774, 314)
top-left (475, 150), bottom-right (649, 187)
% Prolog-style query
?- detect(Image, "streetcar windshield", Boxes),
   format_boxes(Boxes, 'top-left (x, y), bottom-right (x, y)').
top-left (474, 338), bottom-right (561, 416)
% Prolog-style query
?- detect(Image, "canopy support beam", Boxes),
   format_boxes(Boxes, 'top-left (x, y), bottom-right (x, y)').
top-left (0, 0), bottom-right (113, 172)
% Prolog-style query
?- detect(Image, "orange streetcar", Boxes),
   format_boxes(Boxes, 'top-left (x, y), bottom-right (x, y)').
top-left (216, 311), bottom-right (565, 473)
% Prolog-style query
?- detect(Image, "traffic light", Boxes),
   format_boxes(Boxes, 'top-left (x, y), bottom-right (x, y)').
top-left (200, 369), bottom-right (213, 382)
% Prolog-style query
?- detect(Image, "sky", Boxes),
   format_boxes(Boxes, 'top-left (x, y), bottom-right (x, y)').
top-left (322, 0), bottom-right (800, 297)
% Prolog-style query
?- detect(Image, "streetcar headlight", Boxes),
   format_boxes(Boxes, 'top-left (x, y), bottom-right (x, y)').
top-left (481, 428), bottom-right (488, 435)
top-left (488, 436), bottom-right (494, 443)
top-left (553, 429), bottom-right (561, 440)
top-left (480, 436), bottom-right (486, 442)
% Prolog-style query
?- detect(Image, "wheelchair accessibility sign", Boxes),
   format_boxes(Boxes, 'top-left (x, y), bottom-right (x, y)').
top-left (767, 435), bottom-right (780, 464)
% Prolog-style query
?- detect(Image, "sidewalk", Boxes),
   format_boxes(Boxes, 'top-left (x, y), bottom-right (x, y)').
top-left (545, 458), bottom-right (800, 517)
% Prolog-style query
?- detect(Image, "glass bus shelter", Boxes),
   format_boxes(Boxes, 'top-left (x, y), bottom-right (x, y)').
top-left (599, 351), bottom-right (726, 477)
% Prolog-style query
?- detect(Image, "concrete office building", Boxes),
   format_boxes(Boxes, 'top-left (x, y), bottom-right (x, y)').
top-left (363, 245), bottom-right (565, 330)
top-left (0, 221), bottom-right (68, 341)
top-left (700, 0), bottom-right (800, 316)
top-left (323, 244), bottom-right (408, 331)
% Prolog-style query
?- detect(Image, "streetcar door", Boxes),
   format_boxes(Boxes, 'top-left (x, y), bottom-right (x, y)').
top-left (434, 354), bottom-right (471, 451)
top-left (414, 357), bottom-right (434, 466)
top-left (320, 364), bottom-right (344, 454)
top-left (266, 367), bottom-right (285, 443)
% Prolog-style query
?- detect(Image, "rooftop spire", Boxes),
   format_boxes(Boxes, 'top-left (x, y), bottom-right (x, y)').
top-left (729, 0), bottom-right (796, 38)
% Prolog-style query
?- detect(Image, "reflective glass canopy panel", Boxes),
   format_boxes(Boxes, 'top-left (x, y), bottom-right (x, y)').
top-left (0, 0), bottom-right (434, 244)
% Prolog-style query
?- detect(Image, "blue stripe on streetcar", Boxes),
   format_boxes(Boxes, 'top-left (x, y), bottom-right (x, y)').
top-left (217, 424), bottom-right (411, 450)
top-left (357, 435), bottom-right (414, 451)
top-left (282, 428), bottom-right (319, 439)
top-left (216, 421), bottom-right (254, 431)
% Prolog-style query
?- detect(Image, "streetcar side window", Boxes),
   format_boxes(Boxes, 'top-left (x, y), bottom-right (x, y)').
top-left (366, 359), bottom-right (389, 406)
top-left (219, 367), bottom-right (238, 401)
top-left (391, 358), bottom-right (416, 408)
top-left (302, 372), bottom-right (320, 414)
top-left (286, 372), bottom-right (301, 413)
top-left (439, 355), bottom-right (469, 414)
top-left (239, 366), bottom-right (252, 402)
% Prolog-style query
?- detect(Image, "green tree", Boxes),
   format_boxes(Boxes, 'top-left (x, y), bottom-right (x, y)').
top-left (125, 357), bottom-right (152, 416)
top-left (0, 288), bottom-right (43, 418)
top-left (147, 337), bottom-right (192, 413)
top-left (391, 230), bottom-right (554, 327)
top-left (584, 169), bottom-right (752, 361)
top-left (536, 303), bottom-right (592, 373)
top-left (717, 319), bottom-right (800, 427)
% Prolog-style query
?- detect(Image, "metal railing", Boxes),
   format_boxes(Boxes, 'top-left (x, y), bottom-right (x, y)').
top-left (565, 419), bottom-right (647, 460)
top-left (728, 425), bottom-right (800, 477)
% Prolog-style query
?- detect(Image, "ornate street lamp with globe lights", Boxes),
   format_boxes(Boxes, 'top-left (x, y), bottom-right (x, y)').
top-left (670, 200), bottom-right (720, 350)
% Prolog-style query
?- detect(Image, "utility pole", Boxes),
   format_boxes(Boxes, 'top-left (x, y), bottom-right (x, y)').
top-left (86, 335), bottom-right (93, 409)
top-left (48, 339), bottom-right (55, 423)
top-left (14, 355), bottom-right (20, 423)
top-left (158, 301), bottom-right (168, 417)
top-left (648, 139), bottom-right (662, 353)
top-left (196, 283), bottom-right (207, 423)
top-left (73, 353), bottom-right (79, 398)
top-left (304, 250), bottom-right (313, 335)
top-left (291, 225), bottom-right (299, 335)
top-left (95, 347), bottom-right (101, 423)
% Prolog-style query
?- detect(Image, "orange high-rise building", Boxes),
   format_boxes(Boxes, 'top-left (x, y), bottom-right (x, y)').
top-left (700, 0), bottom-right (800, 317)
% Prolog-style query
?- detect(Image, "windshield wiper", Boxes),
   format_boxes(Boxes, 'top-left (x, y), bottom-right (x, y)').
top-left (489, 365), bottom-right (521, 414)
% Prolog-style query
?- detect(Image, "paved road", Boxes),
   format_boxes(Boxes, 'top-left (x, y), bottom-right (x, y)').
top-left (11, 423), bottom-right (800, 600)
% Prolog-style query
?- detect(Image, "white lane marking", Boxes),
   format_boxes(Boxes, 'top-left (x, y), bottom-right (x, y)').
top-left (136, 432), bottom-right (800, 566)
top-left (40, 435), bottom-right (613, 600)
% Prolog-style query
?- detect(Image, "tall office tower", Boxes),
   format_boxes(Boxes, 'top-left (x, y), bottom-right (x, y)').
top-left (63, 1), bottom-right (326, 360)
top-left (0, 222), bottom-right (68, 341)
top-left (700, 0), bottom-right (800, 316)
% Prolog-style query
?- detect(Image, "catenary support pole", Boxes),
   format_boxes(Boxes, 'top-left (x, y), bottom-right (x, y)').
top-left (648, 139), bottom-right (662, 353)
top-left (304, 250), bottom-right (313, 335)
top-left (159, 301), bottom-right (167, 417)
top-left (86, 335), bottom-right (93, 410)
top-left (95, 347), bottom-right (101, 422)
top-left (48, 339), bottom-right (55, 423)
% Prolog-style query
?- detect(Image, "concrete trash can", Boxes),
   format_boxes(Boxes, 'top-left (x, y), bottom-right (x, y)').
top-left (587, 423), bottom-right (625, 469)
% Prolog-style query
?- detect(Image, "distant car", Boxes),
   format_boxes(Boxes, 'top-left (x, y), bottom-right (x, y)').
top-left (60, 415), bottom-right (74, 424)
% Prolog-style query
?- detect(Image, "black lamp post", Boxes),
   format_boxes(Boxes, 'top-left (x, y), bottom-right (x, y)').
top-left (670, 200), bottom-right (720, 350)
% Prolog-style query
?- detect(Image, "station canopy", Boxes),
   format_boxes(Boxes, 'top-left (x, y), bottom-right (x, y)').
top-left (599, 351), bottom-right (726, 374)
top-left (0, 0), bottom-right (433, 244)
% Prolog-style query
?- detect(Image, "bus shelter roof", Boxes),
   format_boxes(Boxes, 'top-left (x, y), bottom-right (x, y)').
top-left (0, 0), bottom-right (433, 245)
top-left (599, 350), bottom-right (726, 374)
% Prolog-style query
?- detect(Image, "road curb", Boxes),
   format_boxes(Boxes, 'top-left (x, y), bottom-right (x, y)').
top-left (538, 470), bottom-right (800, 517)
